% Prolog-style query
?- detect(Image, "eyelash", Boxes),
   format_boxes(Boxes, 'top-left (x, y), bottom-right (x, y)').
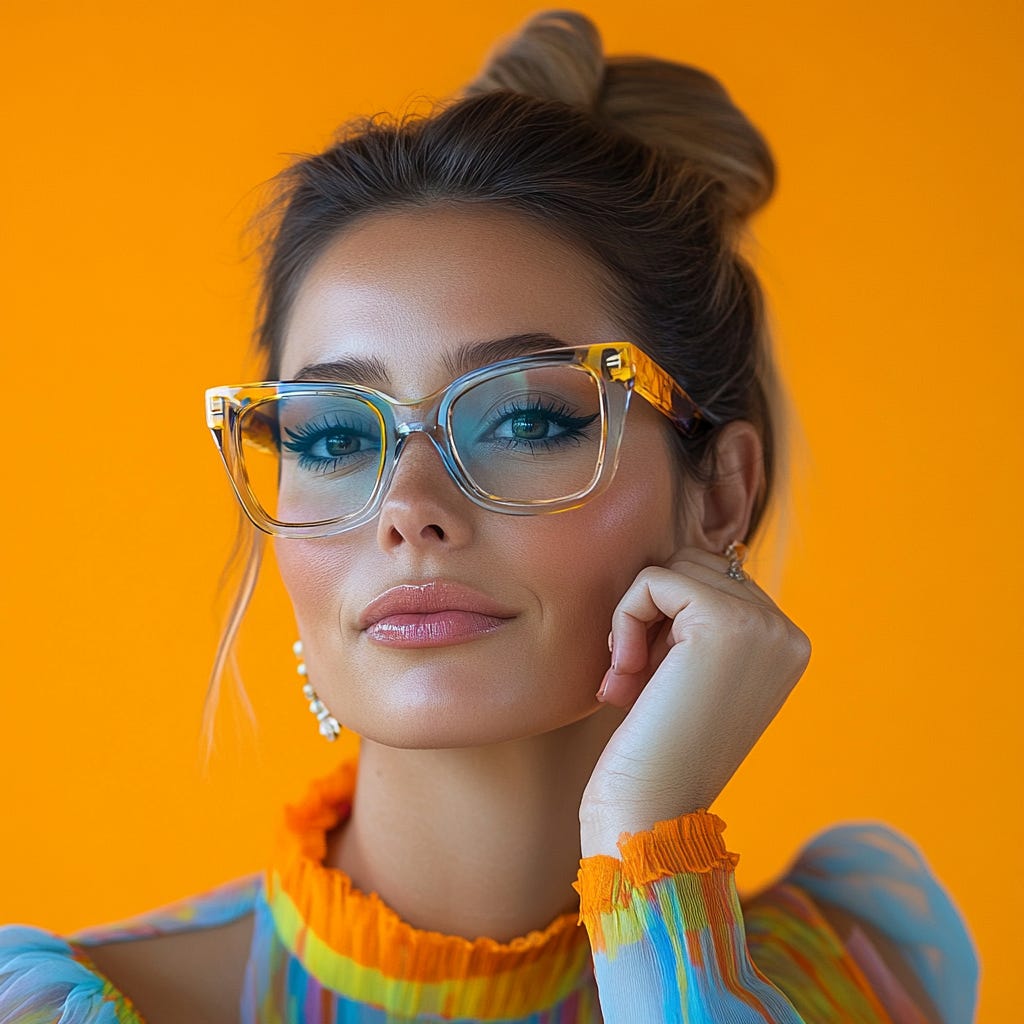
top-left (481, 397), bottom-right (599, 452)
top-left (281, 416), bottom-right (380, 473)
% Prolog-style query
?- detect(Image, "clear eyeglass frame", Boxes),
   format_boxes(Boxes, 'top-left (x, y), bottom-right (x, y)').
top-left (205, 342), bottom-right (707, 539)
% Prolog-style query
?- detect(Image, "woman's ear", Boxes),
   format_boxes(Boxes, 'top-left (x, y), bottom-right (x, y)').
top-left (679, 420), bottom-right (764, 551)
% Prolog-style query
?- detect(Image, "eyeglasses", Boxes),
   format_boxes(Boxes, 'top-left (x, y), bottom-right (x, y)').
top-left (205, 343), bottom-right (706, 539)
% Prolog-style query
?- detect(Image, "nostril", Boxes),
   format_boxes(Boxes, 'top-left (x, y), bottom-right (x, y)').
top-left (426, 524), bottom-right (445, 540)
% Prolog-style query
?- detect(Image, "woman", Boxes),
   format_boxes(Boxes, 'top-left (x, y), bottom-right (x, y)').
top-left (0, 10), bottom-right (977, 1023)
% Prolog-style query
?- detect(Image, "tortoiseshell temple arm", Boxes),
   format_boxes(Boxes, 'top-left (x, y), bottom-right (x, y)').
top-left (590, 344), bottom-right (706, 437)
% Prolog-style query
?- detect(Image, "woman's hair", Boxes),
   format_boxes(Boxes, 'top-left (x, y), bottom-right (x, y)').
top-left (203, 9), bottom-right (795, 753)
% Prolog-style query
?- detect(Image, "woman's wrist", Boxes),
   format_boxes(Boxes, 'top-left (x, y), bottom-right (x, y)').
top-left (579, 822), bottom-right (624, 859)
top-left (579, 798), bottom-right (715, 860)
top-left (579, 785), bottom-right (716, 858)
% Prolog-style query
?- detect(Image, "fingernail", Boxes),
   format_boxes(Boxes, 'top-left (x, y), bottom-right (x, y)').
top-left (608, 632), bottom-right (618, 671)
top-left (597, 670), bottom-right (610, 702)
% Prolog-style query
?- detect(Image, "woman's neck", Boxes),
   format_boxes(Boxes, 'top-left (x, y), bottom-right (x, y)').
top-left (324, 710), bottom-right (624, 942)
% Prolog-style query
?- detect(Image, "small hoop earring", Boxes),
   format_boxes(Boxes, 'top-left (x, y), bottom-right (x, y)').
top-left (292, 640), bottom-right (341, 742)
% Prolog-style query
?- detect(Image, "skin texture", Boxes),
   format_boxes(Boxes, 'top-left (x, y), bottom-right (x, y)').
top-left (269, 204), bottom-right (807, 942)
top-left (83, 916), bottom-right (253, 1024)
top-left (76, 206), bottom-right (933, 1023)
top-left (275, 207), bottom-right (690, 753)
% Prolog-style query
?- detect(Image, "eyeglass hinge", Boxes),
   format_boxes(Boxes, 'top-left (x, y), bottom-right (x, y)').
top-left (600, 346), bottom-right (633, 385)
top-left (206, 395), bottom-right (225, 430)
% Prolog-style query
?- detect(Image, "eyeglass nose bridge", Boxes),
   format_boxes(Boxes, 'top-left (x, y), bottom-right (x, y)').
top-left (385, 415), bottom-right (463, 494)
top-left (394, 420), bottom-right (430, 438)
top-left (388, 388), bottom-right (457, 461)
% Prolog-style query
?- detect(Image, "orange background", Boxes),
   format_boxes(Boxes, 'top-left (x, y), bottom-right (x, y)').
top-left (2, 2), bottom-right (1021, 1019)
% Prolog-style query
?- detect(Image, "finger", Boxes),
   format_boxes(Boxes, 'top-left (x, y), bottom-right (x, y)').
top-left (608, 558), bottom-right (778, 674)
top-left (666, 544), bottom-right (766, 590)
top-left (609, 567), bottom-right (674, 675)
top-left (600, 615), bottom-right (671, 701)
top-left (597, 664), bottom-right (649, 707)
top-left (609, 566), bottom-right (717, 675)
top-left (664, 544), bottom-right (737, 575)
top-left (664, 553), bottom-right (779, 611)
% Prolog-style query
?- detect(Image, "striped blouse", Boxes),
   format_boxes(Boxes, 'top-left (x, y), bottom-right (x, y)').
top-left (0, 759), bottom-right (978, 1022)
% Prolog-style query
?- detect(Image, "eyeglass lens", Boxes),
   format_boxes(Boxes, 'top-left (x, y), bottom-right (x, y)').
top-left (237, 364), bottom-right (605, 527)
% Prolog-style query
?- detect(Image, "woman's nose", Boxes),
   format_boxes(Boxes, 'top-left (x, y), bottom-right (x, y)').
top-left (374, 433), bottom-right (475, 552)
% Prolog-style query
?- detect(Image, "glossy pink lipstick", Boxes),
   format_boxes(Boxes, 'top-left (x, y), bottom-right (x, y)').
top-left (359, 582), bottom-right (516, 648)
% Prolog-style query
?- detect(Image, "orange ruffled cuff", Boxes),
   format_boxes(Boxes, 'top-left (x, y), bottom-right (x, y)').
top-left (573, 810), bottom-right (740, 928)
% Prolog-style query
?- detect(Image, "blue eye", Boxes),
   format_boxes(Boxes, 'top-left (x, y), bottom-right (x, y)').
top-left (282, 416), bottom-right (382, 473)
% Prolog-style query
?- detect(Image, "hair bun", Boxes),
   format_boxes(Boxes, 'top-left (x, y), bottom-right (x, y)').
top-left (465, 9), bottom-right (775, 229)
top-left (601, 57), bottom-right (775, 227)
top-left (466, 10), bottom-right (604, 110)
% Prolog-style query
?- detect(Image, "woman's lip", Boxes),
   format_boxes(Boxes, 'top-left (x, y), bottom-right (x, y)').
top-left (358, 581), bottom-right (518, 630)
top-left (364, 611), bottom-right (510, 647)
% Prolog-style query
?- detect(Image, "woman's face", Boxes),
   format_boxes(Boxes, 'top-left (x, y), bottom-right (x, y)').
top-left (275, 206), bottom-right (703, 748)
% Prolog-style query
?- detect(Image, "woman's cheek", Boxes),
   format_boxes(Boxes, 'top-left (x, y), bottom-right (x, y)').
top-left (273, 537), bottom-right (355, 633)
top-left (511, 517), bottom-right (639, 662)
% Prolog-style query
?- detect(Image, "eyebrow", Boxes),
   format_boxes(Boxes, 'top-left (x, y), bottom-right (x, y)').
top-left (292, 333), bottom-right (572, 387)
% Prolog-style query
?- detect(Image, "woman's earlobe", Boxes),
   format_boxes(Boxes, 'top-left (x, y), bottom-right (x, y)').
top-left (685, 420), bottom-right (764, 551)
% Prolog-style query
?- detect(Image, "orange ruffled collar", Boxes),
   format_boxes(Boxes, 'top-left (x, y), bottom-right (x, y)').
top-left (264, 759), bottom-right (594, 1017)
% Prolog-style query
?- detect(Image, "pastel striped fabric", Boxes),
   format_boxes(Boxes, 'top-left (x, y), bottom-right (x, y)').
top-left (574, 815), bottom-right (935, 1023)
top-left (0, 759), bottom-right (978, 1023)
top-left (0, 877), bottom-right (262, 1024)
top-left (244, 761), bottom-right (599, 1022)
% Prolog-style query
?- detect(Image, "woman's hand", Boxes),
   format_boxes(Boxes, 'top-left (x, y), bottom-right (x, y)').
top-left (579, 544), bottom-right (811, 857)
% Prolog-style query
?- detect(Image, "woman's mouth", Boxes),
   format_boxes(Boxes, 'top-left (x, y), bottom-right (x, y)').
top-left (359, 581), bottom-right (517, 648)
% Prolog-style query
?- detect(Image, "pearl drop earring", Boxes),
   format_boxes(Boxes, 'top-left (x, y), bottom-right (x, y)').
top-left (292, 640), bottom-right (341, 742)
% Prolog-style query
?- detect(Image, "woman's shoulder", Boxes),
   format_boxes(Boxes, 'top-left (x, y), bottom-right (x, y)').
top-left (0, 873), bottom-right (261, 1024)
top-left (746, 819), bottom-right (979, 1024)
top-left (0, 924), bottom-right (143, 1023)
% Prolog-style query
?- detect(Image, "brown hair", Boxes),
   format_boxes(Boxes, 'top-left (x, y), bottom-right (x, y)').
top-left (203, 10), bottom-right (793, 752)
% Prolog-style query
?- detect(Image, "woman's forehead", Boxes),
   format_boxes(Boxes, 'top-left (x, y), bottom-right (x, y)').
top-left (278, 206), bottom-right (623, 382)
top-left (287, 334), bottom-right (577, 390)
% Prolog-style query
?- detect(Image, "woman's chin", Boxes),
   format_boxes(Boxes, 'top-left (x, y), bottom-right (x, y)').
top-left (339, 664), bottom-right (603, 750)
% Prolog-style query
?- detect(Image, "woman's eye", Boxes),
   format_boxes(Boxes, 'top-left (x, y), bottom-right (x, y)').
top-left (484, 402), bottom-right (598, 448)
top-left (319, 432), bottom-right (361, 457)
top-left (499, 412), bottom-right (556, 440)
top-left (281, 419), bottom-right (380, 470)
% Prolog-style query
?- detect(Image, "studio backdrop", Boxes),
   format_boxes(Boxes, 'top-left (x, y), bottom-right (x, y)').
top-left (2, 3), bottom-right (1020, 1020)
